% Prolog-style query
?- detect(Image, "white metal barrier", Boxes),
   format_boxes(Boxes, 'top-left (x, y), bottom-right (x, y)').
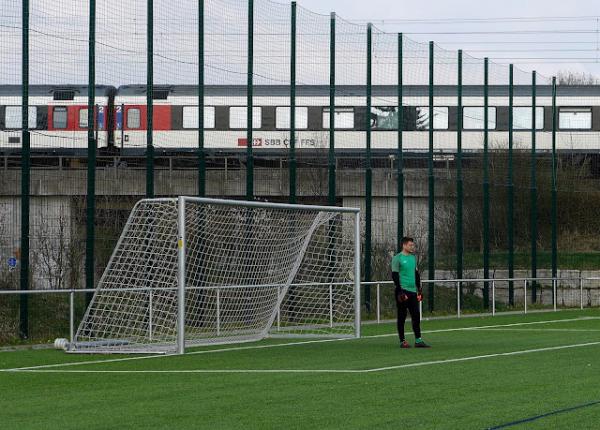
top-left (362, 276), bottom-right (595, 322)
top-left (0, 276), bottom-right (598, 346)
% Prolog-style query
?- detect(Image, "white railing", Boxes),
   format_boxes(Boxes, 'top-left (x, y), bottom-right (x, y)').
top-left (1, 276), bottom-right (598, 345)
top-left (0, 281), bottom-right (356, 346)
top-left (363, 276), bottom-right (596, 322)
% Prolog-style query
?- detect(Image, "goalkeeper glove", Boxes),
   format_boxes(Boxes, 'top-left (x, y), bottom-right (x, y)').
top-left (417, 289), bottom-right (423, 302)
top-left (397, 290), bottom-right (409, 303)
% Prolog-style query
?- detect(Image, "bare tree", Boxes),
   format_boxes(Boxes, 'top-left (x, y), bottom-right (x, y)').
top-left (31, 210), bottom-right (85, 290)
top-left (557, 71), bottom-right (600, 85)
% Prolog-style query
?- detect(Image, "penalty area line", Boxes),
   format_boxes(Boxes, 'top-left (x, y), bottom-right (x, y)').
top-left (364, 316), bottom-right (600, 339)
top-left (465, 328), bottom-right (600, 333)
top-left (5, 341), bottom-right (600, 375)
top-left (362, 341), bottom-right (600, 372)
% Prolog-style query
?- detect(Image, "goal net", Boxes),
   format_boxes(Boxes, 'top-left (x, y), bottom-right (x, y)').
top-left (71, 197), bottom-right (360, 354)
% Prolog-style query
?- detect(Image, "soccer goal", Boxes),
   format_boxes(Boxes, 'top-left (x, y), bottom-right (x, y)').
top-left (70, 197), bottom-right (361, 354)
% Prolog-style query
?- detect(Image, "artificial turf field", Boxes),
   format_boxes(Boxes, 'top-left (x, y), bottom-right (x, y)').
top-left (1, 309), bottom-right (600, 429)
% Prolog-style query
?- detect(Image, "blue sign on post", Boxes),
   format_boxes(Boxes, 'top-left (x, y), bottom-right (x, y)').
top-left (8, 257), bottom-right (17, 270)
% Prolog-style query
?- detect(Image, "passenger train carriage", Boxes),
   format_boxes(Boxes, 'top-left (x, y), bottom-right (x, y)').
top-left (0, 85), bottom-right (115, 151)
top-left (1, 84), bottom-right (599, 153)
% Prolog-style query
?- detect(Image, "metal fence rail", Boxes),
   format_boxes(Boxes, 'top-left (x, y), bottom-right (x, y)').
top-left (1, 276), bottom-right (598, 347)
top-left (366, 277), bottom-right (597, 323)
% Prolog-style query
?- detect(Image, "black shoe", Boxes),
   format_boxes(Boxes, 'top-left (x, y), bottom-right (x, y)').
top-left (415, 340), bottom-right (431, 348)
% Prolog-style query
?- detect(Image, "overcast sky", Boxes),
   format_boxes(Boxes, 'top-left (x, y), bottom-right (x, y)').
top-left (295, 0), bottom-right (600, 78)
top-left (1, 0), bottom-right (598, 85)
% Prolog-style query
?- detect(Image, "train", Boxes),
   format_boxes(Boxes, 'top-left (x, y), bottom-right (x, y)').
top-left (1, 84), bottom-right (599, 155)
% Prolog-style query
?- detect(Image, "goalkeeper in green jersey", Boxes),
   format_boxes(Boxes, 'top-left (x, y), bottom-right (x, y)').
top-left (391, 237), bottom-right (430, 348)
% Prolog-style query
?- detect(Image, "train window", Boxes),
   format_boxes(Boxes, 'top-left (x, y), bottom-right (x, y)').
top-left (182, 106), bottom-right (215, 129)
top-left (322, 108), bottom-right (354, 129)
top-left (559, 107), bottom-right (592, 130)
top-left (463, 107), bottom-right (496, 130)
top-left (127, 108), bottom-right (141, 129)
top-left (79, 108), bottom-right (89, 129)
top-left (53, 107), bottom-right (68, 129)
top-left (4, 106), bottom-right (37, 129)
top-left (4, 107), bottom-right (20, 129)
top-left (230, 107), bottom-right (262, 129)
top-left (276, 107), bottom-right (308, 129)
top-left (371, 107), bottom-right (399, 130)
top-left (416, 107), bottom-right (448, 130)
top-left (513, 107), bottom-right (544, 130)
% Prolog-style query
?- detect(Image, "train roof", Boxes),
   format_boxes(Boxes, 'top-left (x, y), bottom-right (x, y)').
top-left (0, 85), bottom-right (117, 97)
top-left (115, 84), bottom-right (600, 98)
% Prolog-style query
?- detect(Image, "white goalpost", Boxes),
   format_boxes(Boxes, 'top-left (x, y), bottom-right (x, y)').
top-left (69, 197), bottom-right (361, 354)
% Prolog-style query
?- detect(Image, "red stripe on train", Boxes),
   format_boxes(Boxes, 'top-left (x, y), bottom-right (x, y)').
top-left (123, 105), bottom-right (171, 131)
top-left (237, 138), bottom-right (263, 147)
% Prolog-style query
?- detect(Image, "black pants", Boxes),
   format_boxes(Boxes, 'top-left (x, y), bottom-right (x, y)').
top-left (395, 288), bottom-right (421, 342)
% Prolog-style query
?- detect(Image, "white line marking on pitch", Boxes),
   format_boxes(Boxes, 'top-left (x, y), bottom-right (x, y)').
top-left (469, 328), bottom-right (600, 333)
top-left (361, 341), bottom-right (600, 373)
top-left (365, 316), bottom-right (600, 339)
top-left (2, 316), bottom-right (598, 373)
top-left (6, 341), bottom-right (600, 374)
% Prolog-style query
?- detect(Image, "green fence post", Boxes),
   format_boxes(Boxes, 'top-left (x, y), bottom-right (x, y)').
top-left (428, 41), bottom-right (435, 312)
top-left (456, 50), bottom-right (463, 285)
top-left (365, 23), bottom-right (373, 311)
top-left (328, 12), bottom-right (336, 206)
top-left (19, 0), bottom-right (30, 339)
top-left (198, 0), bottom-right (206, 197)
top-left (86, 0), bottom-right (96, 302)
top-left (483, 57), bottom-right (490, 309)
top-left (531, 71), bottom-right (538, 302)
top-left (397, 33), bottom-right (404, 252)
top-left (551, 76), bottom-right (558, 284)
top-left (289, 2), bottom-right (297, 204)
top-left (508, 64), bottom-right (515, 306)
top-left (146, 0), bottom-right (154, 198)
top-left (246, 0), bottom-right (254, 200)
